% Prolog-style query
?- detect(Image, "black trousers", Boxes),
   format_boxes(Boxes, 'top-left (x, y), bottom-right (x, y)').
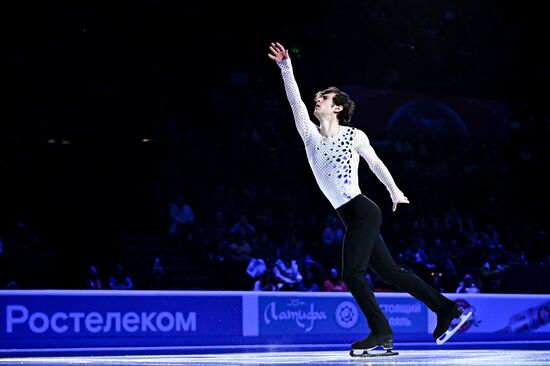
top-left (336, 194), bottom-right (456, 335)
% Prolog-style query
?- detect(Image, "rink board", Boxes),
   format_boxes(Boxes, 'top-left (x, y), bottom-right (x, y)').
top-left (0, 290), bottom-right (549, 351)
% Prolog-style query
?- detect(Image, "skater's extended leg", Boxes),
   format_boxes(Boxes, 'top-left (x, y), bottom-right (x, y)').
top-left (369, 234), bottom-right (472, 343)
top-left (369, 234), bottom-right (456, 315)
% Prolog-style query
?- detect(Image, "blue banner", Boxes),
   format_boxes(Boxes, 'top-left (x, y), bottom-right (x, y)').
top-left (257, 295), bottom-right (427, 335)
top-left (0, 291), bottom-right (242, 348)
top-left (1, 290), bottom-right (549, 353)
top-left (429, 294), bottom-right (550, 335)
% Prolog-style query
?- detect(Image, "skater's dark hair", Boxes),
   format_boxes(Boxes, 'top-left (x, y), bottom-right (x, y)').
top-left (314, 86), bottom-right (355, 125)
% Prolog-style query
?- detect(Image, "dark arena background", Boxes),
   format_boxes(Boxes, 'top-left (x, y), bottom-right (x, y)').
top-left (2, 1), bottom-right (549, 365)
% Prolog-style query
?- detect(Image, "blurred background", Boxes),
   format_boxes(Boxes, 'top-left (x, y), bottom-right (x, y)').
top-left (2, 0), bottom-right (548, 294)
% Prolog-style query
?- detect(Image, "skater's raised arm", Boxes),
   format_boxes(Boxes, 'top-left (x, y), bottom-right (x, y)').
top-left (268, 42), bottom-right (316, 146)
top-left (355, 130), bottom-right (409, 211)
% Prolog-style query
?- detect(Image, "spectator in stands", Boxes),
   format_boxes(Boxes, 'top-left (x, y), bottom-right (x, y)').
top-left (85, 264), bottom-right (104, 289)
top-left (228, 213), bottom-right (256, 240)
top-left (480, 254), bottom-right (508, 292)
top-left (108, 263), bottom-right (134, 290)
top-left (227, 236), bottom-right (252, 265)
top-left (272, 256), bottom-right (303, 291)
top-left (252, 259), bottom-right (280, 291)
top-left (203, 210), bottom-right (229, 247)
top-left (6, 219), bottom-right (38, 252)
top-left (247, 257), bottom-right (267, 280)
top-left (167, 193), bottom-right (197, 241)
top-left (4, 280), bottom-right (18, 289)
top-left (298, 268), bottom-right (321, 292)
top-left (456, 273), bottom-right (480, 293)
top-left (323, 267), bottom-right (349, 292)
top-left (253, 270), bottom-right (280, 291)
top-left (147, 257), bottom-right (166, 290)
top-left (321, 215), bottom-right (344, 245)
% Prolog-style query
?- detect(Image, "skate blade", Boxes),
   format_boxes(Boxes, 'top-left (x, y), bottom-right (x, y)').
top-left (436, 311), bottom-right (472, 345)
top-left (350, 349), bottom-right (399, 357)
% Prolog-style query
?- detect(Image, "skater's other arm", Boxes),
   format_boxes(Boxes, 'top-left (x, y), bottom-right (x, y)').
top-left (355, 129), bottom-right (409, 212)
top-left (268, 42), bottom-right (316, 146)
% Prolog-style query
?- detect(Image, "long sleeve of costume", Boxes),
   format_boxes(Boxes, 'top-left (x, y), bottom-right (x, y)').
top-left (277, 58), bottom-right (316, 146)
top-left (275, 58), bottom-right (404, 209)
top-left (356, 130), bottom-right (405, 203)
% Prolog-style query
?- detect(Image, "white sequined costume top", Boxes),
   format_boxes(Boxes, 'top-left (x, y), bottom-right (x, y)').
top-left (277, 58), bottom-right (405, 209)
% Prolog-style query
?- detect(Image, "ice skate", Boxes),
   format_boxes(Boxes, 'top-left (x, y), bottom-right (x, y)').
top-left (349, 333), bottom-right (399, 357)
top-left (433, 306), bottom-right (472, 345)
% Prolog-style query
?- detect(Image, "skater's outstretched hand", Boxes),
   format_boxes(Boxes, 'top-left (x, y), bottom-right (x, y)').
top-left (392, 196), bottom-right (410, 212)
top-left (268, 42), bottom-right (289, 62)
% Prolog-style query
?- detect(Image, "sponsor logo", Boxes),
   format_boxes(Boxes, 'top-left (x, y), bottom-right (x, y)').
top-left (263, 299), bottom-right (327, 332)
top-left (335, 301), bottom-right (358, 329)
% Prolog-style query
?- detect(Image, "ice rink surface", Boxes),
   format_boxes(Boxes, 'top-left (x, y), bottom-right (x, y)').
top-left (1, 344), bottom-right (550, 366)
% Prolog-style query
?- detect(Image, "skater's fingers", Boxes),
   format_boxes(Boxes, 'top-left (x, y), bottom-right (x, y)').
top-left (399, 196), bottom-right (410, 204)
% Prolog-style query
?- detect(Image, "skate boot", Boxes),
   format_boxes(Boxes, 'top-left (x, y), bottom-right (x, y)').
top-left (350, 333), bottom-right (399, 357)
top-left (433, 305), bottom-right (472, 345)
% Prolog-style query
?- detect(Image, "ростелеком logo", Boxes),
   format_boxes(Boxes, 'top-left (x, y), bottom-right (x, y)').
top-left (335, 301), bottom-right (358, 329)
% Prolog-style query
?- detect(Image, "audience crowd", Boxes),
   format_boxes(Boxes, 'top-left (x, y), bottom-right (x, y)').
top-left (2, 1), bottom-right (547, 294)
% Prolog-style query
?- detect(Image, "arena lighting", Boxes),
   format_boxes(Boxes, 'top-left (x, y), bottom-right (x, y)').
top-left (47, 139), bottom-right (71, 144)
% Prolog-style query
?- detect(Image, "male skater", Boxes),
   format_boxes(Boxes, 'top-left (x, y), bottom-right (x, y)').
top-left (268, 42), bottom-right (471, 357)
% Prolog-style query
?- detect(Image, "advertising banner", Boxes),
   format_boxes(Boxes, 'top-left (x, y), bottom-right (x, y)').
top-left (429, 294), bottom-right (550, 337)
top-left (256, 294), bottom-right (427, 336)
top-left (0, 291), bottom-right (242, 348)
top-left (1, 290), bottom-right (549, 353)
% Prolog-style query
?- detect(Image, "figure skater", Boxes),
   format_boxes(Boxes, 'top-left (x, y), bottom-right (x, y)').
top-left (268, 41), bottom-right (471, 357)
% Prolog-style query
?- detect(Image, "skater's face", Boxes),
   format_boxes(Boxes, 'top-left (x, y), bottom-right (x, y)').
top-left (313, 93), bottom-right (342, 121)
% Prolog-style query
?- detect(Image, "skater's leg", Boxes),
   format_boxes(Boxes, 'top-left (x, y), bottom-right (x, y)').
top-left (368, 235), bottom-right (472, 342)
top-left (342, 221), bottom-right (393, 335)
top-left (337, 195), bottom-right (392, 335)
top-left (368, 234), bottom-right (456, 315)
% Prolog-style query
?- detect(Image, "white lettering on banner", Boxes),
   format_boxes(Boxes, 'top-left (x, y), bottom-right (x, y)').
top-left (5, 305), bottom-right (196, 334)
top-left (380, 303), bottom-right (421, 314)
top-left (389, 317), bottom-right (412, 327)
top-left (122, 312), bottom-right (140, 332)
top-left (28, 312), bottom-right (49, 333)
top-left (104, 313), bottom-right (122, 332)
top-left (156, 312), bottom-right (175, 332)
top-left (50, 313), bottom-right (69, 333)
top-left (85, 312), bottom-right (103, 333)
top-left (6, 305), bottom-right (28, 333)
top-left (263, 302), bottom-right (327, 332)
top-left (141, 312), bottom-right (157, 332)
top-left (176, 312), bottom-right (196, 331)
top-left (69, 312), bottom-right (85, 332)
